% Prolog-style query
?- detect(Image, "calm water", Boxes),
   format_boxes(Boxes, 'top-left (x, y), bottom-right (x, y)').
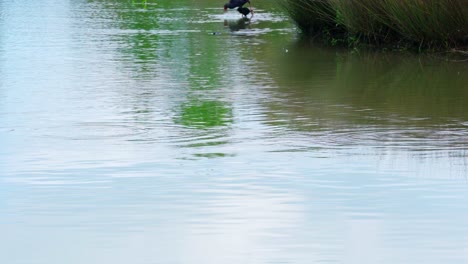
top-left (1, 0), bottom-right (468, 263)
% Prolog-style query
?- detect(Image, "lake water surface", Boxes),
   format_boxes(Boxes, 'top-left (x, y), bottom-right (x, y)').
top-left (1, 0), bottom-right (468, 263)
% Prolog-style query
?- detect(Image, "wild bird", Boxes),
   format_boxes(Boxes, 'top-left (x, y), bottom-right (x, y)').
top-left (224, 0), bottom-right (253, 17)
top-left (237, 7), bottom-right (251, 17)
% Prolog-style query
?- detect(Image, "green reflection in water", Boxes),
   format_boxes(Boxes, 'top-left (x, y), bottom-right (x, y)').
top-left (88, 0), bottom-right (194, 78)
top-left (247, 40), bottom-right (468, 155)
top-left (193, 152), bottom-right (236, 158)
top-left (176, 100), bottom-right (233, 129)
top-left (263, 41), bottom-right (468, 130)
top-left (131, 0), bottom-right (148, 9)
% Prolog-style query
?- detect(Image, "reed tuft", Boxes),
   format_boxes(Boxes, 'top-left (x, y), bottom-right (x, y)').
top-left (279, 0), bottom-right (468, 49)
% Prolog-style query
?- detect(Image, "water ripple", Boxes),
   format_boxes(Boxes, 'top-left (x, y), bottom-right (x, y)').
top-left (0, 1), bottom-right (467, 264)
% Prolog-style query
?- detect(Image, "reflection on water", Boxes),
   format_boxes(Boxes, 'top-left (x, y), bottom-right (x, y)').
top-left (176, 100), bottom-right (233, 129)
top-left (224, 18), bottom-right (251, 32)
top-left (264, 44), bottom-right (468, 157)
top-left (1, 0), bottom-right (467, 263)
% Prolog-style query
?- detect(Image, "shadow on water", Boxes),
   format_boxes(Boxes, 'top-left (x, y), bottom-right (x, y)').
top-left (224, 18), bottom-right (251, 32)
top-left (257, 40), bottom-right (468, 156)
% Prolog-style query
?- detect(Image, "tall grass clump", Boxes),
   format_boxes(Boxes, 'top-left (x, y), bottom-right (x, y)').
top-left (280, 0), bottom-right (468, 49)
top-left (279, 0), bottom-right (337, 35)
top-left (381, 0), bottom-right (467, 47)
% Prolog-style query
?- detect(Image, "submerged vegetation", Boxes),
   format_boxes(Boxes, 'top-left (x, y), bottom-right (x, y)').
top-left (279, 0), bottom-right (468, 50)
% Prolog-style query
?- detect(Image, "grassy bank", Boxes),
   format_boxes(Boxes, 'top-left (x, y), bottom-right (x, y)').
top-left (280, 0), bottom-right (468, 50)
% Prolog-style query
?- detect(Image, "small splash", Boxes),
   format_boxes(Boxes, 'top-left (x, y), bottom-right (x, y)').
top-left (208, 10), bottom-right (288, 23)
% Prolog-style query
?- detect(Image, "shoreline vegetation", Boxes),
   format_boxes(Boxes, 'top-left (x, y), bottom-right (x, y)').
top-left (279, 0), bottom-right (468, 52)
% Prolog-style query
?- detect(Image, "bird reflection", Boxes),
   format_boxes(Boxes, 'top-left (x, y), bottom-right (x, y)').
top-left (224, 18), bottom-right (251, 32)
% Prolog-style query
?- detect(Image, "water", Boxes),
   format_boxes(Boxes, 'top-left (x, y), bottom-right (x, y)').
top-left (1, 0), bottom-right (468, 263)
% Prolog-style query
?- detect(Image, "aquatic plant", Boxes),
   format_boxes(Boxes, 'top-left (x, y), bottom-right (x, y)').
top-left (280, 0), bottom-right (468, 49)
top-left (279, 0), bottom-right (336, 34)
